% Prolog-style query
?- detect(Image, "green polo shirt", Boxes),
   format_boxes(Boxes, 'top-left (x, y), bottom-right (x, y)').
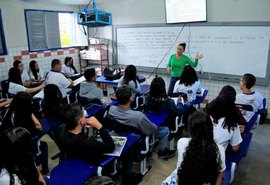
top-left (166, 54), bottom-right (198, 77)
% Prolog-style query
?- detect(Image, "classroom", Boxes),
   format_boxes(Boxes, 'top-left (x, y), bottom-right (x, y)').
top-left (0, 0), bottom-right (269, 185)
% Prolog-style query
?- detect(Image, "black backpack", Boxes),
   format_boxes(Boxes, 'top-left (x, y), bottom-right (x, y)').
top-left (104, 67), bottom-right (122, 80)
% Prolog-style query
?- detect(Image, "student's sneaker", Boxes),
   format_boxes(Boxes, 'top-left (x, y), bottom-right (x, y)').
top-left (158, 149), bottom-right (176, 159)
top-left (165, 149), bottom-right (176, 158)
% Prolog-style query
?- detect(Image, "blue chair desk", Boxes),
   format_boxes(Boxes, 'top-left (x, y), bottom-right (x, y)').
top-left (144, 111), bottom-right (170, 127)
top-left (84, 104), bottom-right (104, 118)
top-left (96, 75), bottom-right (146, 85)
top-left (50, 159), bottom-right (97, 185)
top-left (32, 118), bottom-right (63, 141)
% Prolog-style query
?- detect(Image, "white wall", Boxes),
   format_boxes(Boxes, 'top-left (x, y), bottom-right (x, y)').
top-left (91, 0), bottom-right (270, 117)
top-left (0, 0), bottom-right (81, 83)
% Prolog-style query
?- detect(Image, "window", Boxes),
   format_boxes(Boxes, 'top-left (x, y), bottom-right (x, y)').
top-left (25, 10), bottom-right (75, 52)
top-left (0, 9), bottom-right (7, 55)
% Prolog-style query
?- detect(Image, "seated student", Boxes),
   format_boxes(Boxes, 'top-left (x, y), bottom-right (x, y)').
top-left (28, 60), bottom-right (44, 83)
top-left (1, 92), bottom-right (49, 175)
top-left (8, 67), bottom-right (45, 96)
top-left (145, 77), bottom-right (184, 113)
top-left (173, 65), bottom-right (202, 101)
top-left (13, 60), bottom-right (31, 87)
top-left (117, 65), bottom-right (141, 97)
top-left (61, 57), bottom-right (78, 77)
top-left (80, 68), bottom-right (103, 102)
top-left (42, 84), bottom-right (64, 119)
top-left (205, 85), bottom-right (243, 151)
top-left (45, 59), bottom-right (74, 99)
top-left (108, 85), bottom-right (175, 158)
top-left (176, 112), bottom-right (225, 185)
top-left (59, 104), bottom-right (141, 185)
top-left (144, 77), bottom-right (184, 130)
top-left (235, 73), bottom-right (264, 112)
top-left (0, 127), bottom-right (47, 185)
top-left (59, 103), bottom-right (115, 164)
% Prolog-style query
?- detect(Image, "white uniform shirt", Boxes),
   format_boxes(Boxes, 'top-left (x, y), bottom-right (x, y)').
top-left (0, 168), bottom-right (21, 185)
top-left (236, 92), bottom-right (264, 111)
top-left (28, 68), bottom-right (44, 80)
top-left (61, 65), bottom-right (75, 75)
top-left (177, 138), bottom-right (226, 172)
top-left (212, 117), bottom-right (242, 150)
top-left (21, 70), bottom-right (30, 82)
top-left (173, 80), bottom-right (202, 101)
top-left (8, 82), bottom-right (27, 95)
top-left (45, 70), bottom-right (71, 98)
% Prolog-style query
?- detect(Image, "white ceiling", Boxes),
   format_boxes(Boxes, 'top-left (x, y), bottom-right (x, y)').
top-left (21, 0), bottom-right (95, 5)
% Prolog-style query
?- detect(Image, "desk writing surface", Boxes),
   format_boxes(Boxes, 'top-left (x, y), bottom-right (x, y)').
top-left (96, 75), bottom-right (146, 85)
top-left (144, 111), bottom-right (169, 127)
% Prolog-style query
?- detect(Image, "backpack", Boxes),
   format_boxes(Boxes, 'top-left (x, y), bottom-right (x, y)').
top-left (104, 67), bottom-right (122, 80)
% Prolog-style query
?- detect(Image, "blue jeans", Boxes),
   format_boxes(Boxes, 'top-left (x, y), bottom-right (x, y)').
top-left (168, 76), bottom-right (179, 95)
top-left (156, 126), bottom-right (169, 151)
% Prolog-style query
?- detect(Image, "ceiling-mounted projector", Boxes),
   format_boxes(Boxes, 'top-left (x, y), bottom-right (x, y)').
top-left (77, 0), bottom-right (112, 26)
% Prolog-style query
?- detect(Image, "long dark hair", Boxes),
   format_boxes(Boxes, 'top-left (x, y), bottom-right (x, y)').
top-left (64, 57), bottom-right (78, 74)
top-left (147, 77), bottom-right (169, 111)
top-left (0, 127), bottom-right (43, 185)
top-left (8, 67), bottom-right (23, 85)
top-left (2, 92), bottom-right (36, 135)
top-left (42, 84), bottom-right (63, 119)
top-left (178, 111), bottom-right (221, 185)
top-left (205, 85), bottom-right (238, 131)
top-left (29, 60), bottom-right (39, 80)
top-left (179, 65), bottom-right (198, 86)
top-left (123, 65), bottom-right (138, 88)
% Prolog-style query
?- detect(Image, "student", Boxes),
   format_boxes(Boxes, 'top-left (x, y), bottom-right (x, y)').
top-left (173, 65), bottom-right (202, 101)
top-left (8, 67), bottom-right (45, 96)
top-left (166, 43), bottom-right (203, 94)
top-left (0, 127), bottom-right (46, 185)
top-left (144, 77), bottom-right (184, 130)
top-left (28, 60), bottom-right (44, 82)
top-left (13, 60), bottom-right (31, 87)
top-left (1, 92), bottom-right (49, 175)
top-left (42, 84), bottom-right (64, 119)
top-left (176, 112), bottom-right (225, 185)
top-left (108, 85), bottom-right (175, 158)
top-left (80, 68), bottom-right (103, 101)
top-left (117, 65), bottom-right (141, 97)
top-left (205, 85), bottom-right (243, 151)
top-left (59, 103), bottom-right (115, 165)
top-left (45, 59), bottom-right (74, 99)
top-left (61, 57), bottom-right (78, 76)
top-left (60, 104), bottom-right (141, 185)
top-left (235, 73), bottom-right (264, 112)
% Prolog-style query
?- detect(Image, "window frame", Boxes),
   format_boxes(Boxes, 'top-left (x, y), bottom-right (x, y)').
top-left (0, 9), bottom-right (8, 56)
top-left (24, 9), bottom-right (76, 52)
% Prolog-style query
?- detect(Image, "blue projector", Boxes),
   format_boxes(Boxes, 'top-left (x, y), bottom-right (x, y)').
top-left (77, 9), bottom-right (112, 26)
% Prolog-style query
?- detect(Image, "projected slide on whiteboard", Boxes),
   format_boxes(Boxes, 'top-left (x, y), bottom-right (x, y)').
top-left (165, 0), bottom-right (207, 23)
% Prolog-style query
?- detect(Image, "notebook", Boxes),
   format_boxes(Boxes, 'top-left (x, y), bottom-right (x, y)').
top-left (98, 136), bottom-right (127, 156)
top-left (73, 76), bottom-right (86, 86)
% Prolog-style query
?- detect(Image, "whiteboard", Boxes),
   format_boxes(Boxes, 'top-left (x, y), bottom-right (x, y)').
top-left (116, 25), bottom-right (270, 79)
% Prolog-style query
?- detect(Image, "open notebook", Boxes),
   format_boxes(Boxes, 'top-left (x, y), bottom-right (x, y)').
top-left (73, 76), bottom-right (86, 86)
top-left (98, 136), bottom-right (127, 156)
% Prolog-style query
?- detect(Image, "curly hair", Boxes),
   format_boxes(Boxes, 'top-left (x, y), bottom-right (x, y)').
top-left (205, 85), bottom-right (239, 131)
top-left (178, 111), bottom-right (221, 185)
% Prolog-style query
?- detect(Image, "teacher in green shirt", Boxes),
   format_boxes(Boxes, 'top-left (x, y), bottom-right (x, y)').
top-left (166, 43), bottom-right (203, 94)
